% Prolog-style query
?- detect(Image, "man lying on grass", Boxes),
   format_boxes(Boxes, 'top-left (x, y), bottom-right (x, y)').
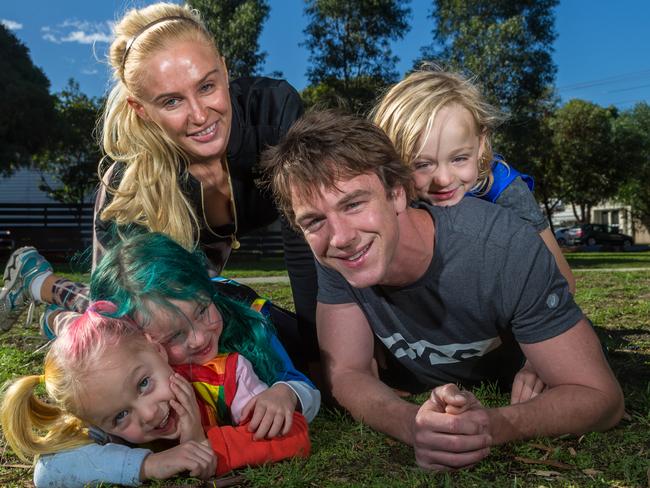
top-left (261, 110), bottom-right (624, 471)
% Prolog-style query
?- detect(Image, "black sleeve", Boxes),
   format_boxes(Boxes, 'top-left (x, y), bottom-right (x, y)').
top-left (228, 78), bottom-right (318, 365)
top-left (271, 83), bottom-right (319, 365)
top-left (280, 215), bottom-right (319, 365)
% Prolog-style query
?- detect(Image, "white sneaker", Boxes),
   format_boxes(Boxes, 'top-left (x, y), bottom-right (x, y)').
top-left (0, 247), bottom-right (52, 331)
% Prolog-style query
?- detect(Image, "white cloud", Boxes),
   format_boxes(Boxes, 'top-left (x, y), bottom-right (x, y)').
top-left (1, 19), bottom-right (23, 30)
top-left (41, 19), bottom-right (113, 45)
top-left (62, 30), bottom-right (112, 44)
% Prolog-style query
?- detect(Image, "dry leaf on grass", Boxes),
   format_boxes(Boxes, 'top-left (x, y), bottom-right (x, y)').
top-left (568, 447), bottom-right (577, 457)
top-left (531, 469), bottom-right (562, 477)
top-left (529, 442), bottom-right (554, 452)
top-left (582, 468), bottom-right (603, 476)
top-left (167, 474), bottom-right (246, 488)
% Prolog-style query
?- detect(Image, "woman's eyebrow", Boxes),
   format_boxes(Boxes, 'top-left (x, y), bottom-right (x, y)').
top-left (152, 68), bottom-right (220, 104)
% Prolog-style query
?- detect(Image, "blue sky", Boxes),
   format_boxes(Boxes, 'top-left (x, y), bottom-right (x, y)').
top-left (2, 0), bottom-right (650, 110)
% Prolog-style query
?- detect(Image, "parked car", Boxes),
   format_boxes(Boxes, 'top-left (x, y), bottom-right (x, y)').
top-left (566, 224), bottom-right (634, 248)
top-left (554, 227), bottom-right (571, 246)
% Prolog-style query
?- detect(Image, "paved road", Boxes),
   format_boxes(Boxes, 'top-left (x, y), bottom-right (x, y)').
top-left (573, 267), bottom-right (650, 272)
top-left (235, 275), bottom-right (291, 284)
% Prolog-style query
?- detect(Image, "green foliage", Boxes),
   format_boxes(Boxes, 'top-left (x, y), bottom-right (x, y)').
top-left (0, 24), bottom-right (56, 175)
top-left (613, 102), bottom-right (650, 227)
top-left (300, 75), bottom-right (388, 114)
top-left (420, 0), bottom-right (558, 194)
top-left (550, 99), bottom-right (619, 222)
top-left (187, 0), bottom-right (270, 79)
top-left (302, 0), bottom-right (410, 114)
top-left (34, 79), bottom-right (102, 209)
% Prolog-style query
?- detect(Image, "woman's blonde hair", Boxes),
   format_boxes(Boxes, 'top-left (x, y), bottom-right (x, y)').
top-left (99, 2), bottom-right (219, 250)
top-left (371, 65), bottom-right (505, 194)
top-left (0, 302), bottom-right (142, 461)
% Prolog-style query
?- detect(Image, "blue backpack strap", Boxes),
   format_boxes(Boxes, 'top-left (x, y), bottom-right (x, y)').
top-left (210, 276), bottom-right (271, 316)
top-left (472, 155), bottom-right (534, 203)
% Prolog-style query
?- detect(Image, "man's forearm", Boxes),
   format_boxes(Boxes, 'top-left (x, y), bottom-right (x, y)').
top-left (331, 369), bottom-right (420, 445)
top-left (487, 383), bottom-right (624, 444)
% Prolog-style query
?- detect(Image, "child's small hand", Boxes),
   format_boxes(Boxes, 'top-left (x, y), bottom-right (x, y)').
top-left (240, 383), bottom-right (298, 440)
top-left (141, 440), bottom-right (216, 480)
top-left (511, 360), bottom-right (546, 404)
top-left (169, 373), bottom-right (205, 443)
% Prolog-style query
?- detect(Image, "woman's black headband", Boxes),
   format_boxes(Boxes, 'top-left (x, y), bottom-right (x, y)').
top-left (120, 15), bottom-right (199, 76)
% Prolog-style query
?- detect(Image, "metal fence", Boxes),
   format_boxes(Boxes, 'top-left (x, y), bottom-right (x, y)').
top-left (0, 203), bottom-right (283, 256)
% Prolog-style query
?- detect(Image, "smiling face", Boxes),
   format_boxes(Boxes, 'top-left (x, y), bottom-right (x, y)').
top-left (412, 104), bottom-right (485, 206)
top-left (128, 39), bottom-right (231, 164)
top-left (139, 299), bottom-right (223, 366)
top-left (292, 173), bottom-right (407, 288)
top-left (78, 338), bottom-right (179, 445)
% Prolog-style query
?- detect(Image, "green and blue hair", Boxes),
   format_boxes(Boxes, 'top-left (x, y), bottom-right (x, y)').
top-left (90, 232), bottom-right (282, 384)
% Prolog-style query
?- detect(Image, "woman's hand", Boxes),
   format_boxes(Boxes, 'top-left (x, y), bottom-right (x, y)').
top-left (141, 440), bottom-right (216, 480)
top-left (240, 383), bottom-right (298, 440)
top-left (169, 373), bottom-right (206, 443)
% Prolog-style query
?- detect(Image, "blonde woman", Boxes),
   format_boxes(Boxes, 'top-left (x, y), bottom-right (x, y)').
top-left (1, 2), bottom-right (318, 367)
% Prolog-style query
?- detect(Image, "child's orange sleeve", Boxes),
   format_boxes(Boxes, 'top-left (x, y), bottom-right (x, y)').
top-left (206, 412), bottom-right (310, 475)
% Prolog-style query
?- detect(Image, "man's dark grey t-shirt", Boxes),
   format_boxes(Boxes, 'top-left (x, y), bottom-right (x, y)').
top-left (494, 176), bottom-right (548, 232)
top-left (317, 197), bottom-right (583, 390)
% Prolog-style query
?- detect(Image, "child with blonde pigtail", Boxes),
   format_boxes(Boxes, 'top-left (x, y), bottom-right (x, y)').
top-left (1, 301), bottom-right (310, 483)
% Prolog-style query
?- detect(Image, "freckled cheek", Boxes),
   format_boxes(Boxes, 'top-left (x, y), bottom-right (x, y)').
top-left (209, 92), bottom-right (230, 114)
top-left (151, 111), bottom-right (185, 133)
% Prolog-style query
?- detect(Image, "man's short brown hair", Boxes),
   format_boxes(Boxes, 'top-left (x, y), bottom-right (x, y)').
top-left (261, 110), bottom-right (414, 228)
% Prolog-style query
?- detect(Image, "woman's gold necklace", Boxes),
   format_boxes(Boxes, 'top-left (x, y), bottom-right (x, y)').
top-left (198, 158), bottom-right (240, 249)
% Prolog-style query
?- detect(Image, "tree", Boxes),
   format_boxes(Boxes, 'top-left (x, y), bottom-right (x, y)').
top-left (302, 0), bottom-right (410, 114)
top-left (0, 24), bottom-right (56, 175)
top-left (35, 80), bottom-right (102, 216)
top-left (420, 0), bottom-right (558, 183)
top-left (550, 99), bottom-right (618, 223)
top-left (531, 93), bottom-right (565, 231)
top-left (187, 0), bottom-right (269, 79)
top-left (614, 102), bottom-right (650, 228)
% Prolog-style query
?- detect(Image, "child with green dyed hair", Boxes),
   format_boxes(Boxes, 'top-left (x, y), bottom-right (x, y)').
top-left (26, 232), bottom-right (319, 487)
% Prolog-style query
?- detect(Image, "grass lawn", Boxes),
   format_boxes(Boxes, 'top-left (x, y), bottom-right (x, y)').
top-left (0, 253), bottom-right (648, 487)
top-left (565, 251), bottom-right (650, 269)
